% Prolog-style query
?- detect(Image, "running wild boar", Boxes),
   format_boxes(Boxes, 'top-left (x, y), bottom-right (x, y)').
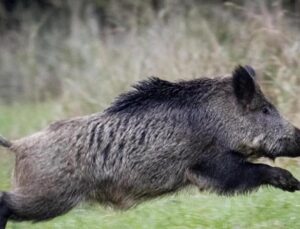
top-left (0, 65), bottom-right (300, 228)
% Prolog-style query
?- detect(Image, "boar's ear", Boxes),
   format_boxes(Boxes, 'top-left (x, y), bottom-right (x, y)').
top-left (232, 65), bottom-right (256, 106)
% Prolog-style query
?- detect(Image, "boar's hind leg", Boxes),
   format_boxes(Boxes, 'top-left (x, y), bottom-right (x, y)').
top-left (186, 151), bottom-right (300, 194)
top-left (0, 188), bottom-right (83, 224)
top-left (0, 193), bottom-right (10, 229)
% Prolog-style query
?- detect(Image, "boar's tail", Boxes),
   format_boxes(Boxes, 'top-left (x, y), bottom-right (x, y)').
top-left (0, 135), bottom-right (12, 148)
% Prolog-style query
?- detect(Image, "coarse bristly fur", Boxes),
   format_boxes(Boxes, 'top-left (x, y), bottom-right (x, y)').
top-left (1, 65), bottom-right (300, 228)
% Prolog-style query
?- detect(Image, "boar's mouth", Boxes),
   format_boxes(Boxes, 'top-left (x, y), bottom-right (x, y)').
top-left (236, 147), bottom-right (276, 161)
top-left (236, 144), bottom-right (267, 159)
top-left (237, 135), bottom-right (269, 159)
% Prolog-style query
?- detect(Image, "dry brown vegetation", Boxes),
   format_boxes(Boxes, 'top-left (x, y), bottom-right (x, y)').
top-left (1, 1), bottom-right (300, 123)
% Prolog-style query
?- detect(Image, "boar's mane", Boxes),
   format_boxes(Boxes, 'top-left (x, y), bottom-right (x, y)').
top-left (105, 77), bottom-right (224, 114)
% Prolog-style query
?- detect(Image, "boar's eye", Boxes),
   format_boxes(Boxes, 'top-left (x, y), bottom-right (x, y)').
top-left (262, 106), bottom-right (271, 115)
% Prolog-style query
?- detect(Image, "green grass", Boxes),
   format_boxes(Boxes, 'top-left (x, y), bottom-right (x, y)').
top-left (4, 188), bottom-right (300, 229)
top-left (0, 102), bottom-right (65, 138)
top-left (1, 103), bottom-right (300, 229)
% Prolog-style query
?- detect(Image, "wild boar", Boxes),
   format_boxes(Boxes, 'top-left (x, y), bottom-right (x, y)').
top-left (0, 65), bottom-right (300, 228)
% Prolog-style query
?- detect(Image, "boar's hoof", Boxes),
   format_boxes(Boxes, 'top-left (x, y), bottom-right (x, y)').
top-left (269, 168), bottom-right (300, 192)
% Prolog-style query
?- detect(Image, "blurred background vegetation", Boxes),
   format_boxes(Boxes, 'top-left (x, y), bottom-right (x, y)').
top-left (1, 0), bottom-right (300, 228)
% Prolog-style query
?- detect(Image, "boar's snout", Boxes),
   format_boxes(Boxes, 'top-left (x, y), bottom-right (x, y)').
top-left (290, 127), bottom-right (300, 157)
top-left (294, 127), bottom-right (300, 148)
top-left (281, 127), bottom-right (300, 158)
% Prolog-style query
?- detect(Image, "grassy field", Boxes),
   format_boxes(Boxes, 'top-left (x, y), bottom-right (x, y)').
top-left (0, 103), bottom-right (300, 229)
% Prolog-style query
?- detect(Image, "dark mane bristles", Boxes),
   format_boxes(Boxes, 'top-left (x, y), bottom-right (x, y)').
top-left (105, 77), bottom-right (217, 114)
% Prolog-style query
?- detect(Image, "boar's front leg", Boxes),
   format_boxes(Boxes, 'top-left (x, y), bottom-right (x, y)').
top-left (186, 151), bottom-right (300, 194)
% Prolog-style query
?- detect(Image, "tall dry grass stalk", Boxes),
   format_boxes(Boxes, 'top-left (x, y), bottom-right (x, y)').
top-left (0, 1), bottom-right (300, 123)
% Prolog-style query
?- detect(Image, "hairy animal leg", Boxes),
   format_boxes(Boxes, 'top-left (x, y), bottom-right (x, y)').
top-left (0, 188), bottom-right (84, 227)
top-left (186, 151), bottom-right (300, 194)
top-left (0, 193), bottom-right (10, 229)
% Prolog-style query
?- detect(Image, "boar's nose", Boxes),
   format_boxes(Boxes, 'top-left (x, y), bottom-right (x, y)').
top-left (296, 128), bottom-right (300, 145)
top-left (276, 127), bottom-right (300, 158)
top-left (293, 127), bottom-right (300, 150)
